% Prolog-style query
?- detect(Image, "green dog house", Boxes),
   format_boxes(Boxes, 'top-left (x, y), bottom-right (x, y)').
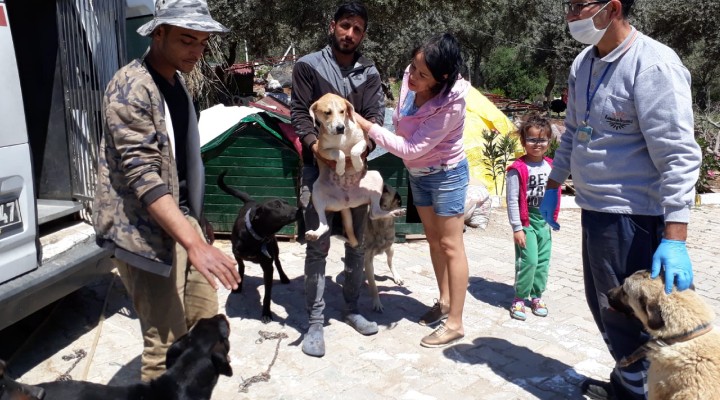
top-left (201, 111), bottom-right (300, 235)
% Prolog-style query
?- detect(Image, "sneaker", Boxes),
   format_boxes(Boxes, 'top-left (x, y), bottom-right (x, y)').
top-left (531, 298), bottom-right (548, 317)
top-left (301, 323), bottom-right (325, 357)
top-left (418, 299), bottom-right (449, 326)
top-left (344, 313), bottom-right (378, 336)
top-left (581, 378), bottom-right (616, 400)
top-left (510, 298), bottom-right (527, 321)
top-left (420, 324), bottom-right (464, 348)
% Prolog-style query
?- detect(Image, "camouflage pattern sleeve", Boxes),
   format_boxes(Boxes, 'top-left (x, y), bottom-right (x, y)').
top-left (103, 72), bottom-right (170, 204)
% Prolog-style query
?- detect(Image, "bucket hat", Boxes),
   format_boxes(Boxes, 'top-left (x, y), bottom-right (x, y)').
top-left (137, 0), bottom-right (229, 37)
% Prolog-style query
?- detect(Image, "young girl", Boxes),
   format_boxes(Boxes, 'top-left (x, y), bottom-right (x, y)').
top-left (505, 114), bottom-right (560, 321)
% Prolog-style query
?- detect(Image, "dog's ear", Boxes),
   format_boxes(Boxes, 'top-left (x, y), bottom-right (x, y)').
top-left (165, 333), bottom-right (190, 369)
top-left (344, 99), bottom-right (356, 122)
top-left (310, 101), bottom-right (319, 127)
top-left (211, 346), bottom-right (233, 377)
top-left (640, 294), bottom-right (665, 330)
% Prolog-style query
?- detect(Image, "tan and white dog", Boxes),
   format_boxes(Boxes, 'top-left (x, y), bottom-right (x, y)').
top-left (608, 270), bottom-right (720, 400)
top-left (305, 93), bottom-right (404, 247)
top-left (309, 92), bottom-right (368, 177)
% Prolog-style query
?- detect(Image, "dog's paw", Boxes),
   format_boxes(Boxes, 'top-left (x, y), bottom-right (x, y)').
top-left (261, 314), bottom-right (273, 324)
top-left (335, 164), bottom-right (346, 176)
top-left (391, 208), bottom-right (407, 217)
top-left (393, 277), bottom-right (405, 286)
top-left (350, 157), bottom-right (364, 173)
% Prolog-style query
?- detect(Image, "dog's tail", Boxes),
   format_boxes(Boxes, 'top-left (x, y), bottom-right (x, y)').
top-left (217, 171), bottom-right (252, 204)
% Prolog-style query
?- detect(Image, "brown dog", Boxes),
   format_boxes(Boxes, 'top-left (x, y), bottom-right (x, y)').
top-left (363, 183), bottom-right (403, 312)
top-left (306, 93), bottom-right (405, 247)
top-left (608, 270), bottom-right (720, 400)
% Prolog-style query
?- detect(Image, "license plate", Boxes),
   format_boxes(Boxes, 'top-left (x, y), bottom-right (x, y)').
top-left (0, 199), bottom-right (22, 235)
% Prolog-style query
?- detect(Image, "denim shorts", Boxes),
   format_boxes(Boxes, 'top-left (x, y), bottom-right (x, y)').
top-left (408, 158), bottom-right (469, 216)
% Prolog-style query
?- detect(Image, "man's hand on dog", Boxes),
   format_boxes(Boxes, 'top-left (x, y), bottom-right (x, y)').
top-left (651, 222), bottom-right (693, 294)
top-left (651, 238), bottom-right (693, 294)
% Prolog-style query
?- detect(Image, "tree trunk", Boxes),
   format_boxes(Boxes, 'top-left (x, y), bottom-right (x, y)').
top-left (224, 41), bottom-right (238, 68)
top-left (543, 65), bottom-right (556, 109)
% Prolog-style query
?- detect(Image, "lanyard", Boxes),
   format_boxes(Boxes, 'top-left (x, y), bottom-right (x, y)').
top-left (584, 58), bottom-right (612, 125)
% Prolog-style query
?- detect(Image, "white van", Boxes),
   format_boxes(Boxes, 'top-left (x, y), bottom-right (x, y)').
top-left (0, 0), bottom-right (153, 331)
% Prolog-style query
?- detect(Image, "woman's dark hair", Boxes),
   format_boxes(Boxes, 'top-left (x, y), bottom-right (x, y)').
top-left (333, 1), bottom-right (369, 31)
top-left (518, 113), bottom-right (552, 146)
top-left (412, 33), bottom-right (463, 97)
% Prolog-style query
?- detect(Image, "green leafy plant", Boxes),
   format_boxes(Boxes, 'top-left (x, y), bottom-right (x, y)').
top-left (481, 129), bottom-right (518, 195)
top-left (546, 137), bottom-right (560, 160)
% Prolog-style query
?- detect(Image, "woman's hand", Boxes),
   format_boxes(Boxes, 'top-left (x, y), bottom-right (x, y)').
top-left (352, 111), bottom-right (373, 132)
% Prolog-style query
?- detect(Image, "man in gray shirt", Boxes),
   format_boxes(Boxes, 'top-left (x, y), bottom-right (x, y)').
top-left (540, 1), bottom-right (701, 399)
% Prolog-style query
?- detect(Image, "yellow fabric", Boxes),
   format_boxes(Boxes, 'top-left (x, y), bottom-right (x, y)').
top-left (463, 87), bottom-right (520, 195)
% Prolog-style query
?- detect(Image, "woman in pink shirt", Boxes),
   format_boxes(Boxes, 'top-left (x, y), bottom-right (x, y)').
top-left (355, 33), bottom-right (470, 348)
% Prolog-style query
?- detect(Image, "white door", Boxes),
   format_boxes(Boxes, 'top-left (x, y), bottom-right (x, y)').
top-left (0, 0), bottom-right (38, 284)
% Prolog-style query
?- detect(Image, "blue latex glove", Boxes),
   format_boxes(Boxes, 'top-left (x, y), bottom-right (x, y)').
top-left (651, 238), bottom-right (693, 294)
top-left (539, 188), bottom-right (560, 231)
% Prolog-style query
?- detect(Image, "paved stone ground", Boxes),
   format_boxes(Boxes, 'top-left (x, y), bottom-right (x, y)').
top-left (3, 205), bottom-right (719, 400)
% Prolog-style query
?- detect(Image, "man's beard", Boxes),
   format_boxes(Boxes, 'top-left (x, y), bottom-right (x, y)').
top-left (331, 35), bottom-right (358, 55)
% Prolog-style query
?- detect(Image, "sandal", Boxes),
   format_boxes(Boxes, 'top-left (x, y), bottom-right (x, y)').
top-left (531, 298), bottom-right (548, 317)
top-left (510, 299), bottom-right (527, 321)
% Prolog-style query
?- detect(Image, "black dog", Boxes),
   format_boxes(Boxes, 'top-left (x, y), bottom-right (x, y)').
top-left (1, 314), bottom-right (232, 400)
top-left (218, 171), bottom-right (299, 323)
top-left (0, 360), bottom-right (46, 400)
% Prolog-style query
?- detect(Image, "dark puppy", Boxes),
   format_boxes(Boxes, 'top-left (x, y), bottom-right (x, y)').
top-left (0, 360), bottom-right (45, 400)
top-left (363, 184), bottom-right (403, 312)
top-left (4, 314), bottom-right (232, 400)
top-left (218, 171), bottom-right (299, 323)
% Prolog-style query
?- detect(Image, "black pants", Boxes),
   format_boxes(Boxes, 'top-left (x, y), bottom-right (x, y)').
top-left (581, 210), bottom-right (664, 400)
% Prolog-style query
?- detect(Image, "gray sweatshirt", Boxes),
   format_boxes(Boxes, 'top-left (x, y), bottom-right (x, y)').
top-left (549, 27), bottom-right (701, 223)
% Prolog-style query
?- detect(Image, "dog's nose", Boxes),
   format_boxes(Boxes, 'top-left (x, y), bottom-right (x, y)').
top-left (336, 125), bottom-right (345, 134)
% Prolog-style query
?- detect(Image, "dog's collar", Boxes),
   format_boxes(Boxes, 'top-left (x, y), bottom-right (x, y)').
top-left (618, 324), bottom-right (714, 368)
top-left (244, 209), bottom-right (272, 258)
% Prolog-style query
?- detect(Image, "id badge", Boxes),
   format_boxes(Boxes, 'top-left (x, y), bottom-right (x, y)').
top-left (577, 125), bottom-right (593, 143)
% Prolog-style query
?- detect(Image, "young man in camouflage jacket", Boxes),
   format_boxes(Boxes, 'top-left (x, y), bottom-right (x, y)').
top-left (92, 0), bottom-right (239, 381)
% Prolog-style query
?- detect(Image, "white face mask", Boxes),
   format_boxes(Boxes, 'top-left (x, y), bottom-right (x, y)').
top-left (568, 2), bottom-right (612, 45)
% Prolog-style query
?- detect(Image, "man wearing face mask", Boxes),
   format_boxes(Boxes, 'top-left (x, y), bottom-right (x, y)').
top-left (539, 1), bottom-right (701, 399)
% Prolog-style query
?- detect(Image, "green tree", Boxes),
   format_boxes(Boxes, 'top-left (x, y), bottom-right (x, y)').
top-left (483, 46), bottom-right (547, 99)
top-left (635, 0), bottom-right (720, 108)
